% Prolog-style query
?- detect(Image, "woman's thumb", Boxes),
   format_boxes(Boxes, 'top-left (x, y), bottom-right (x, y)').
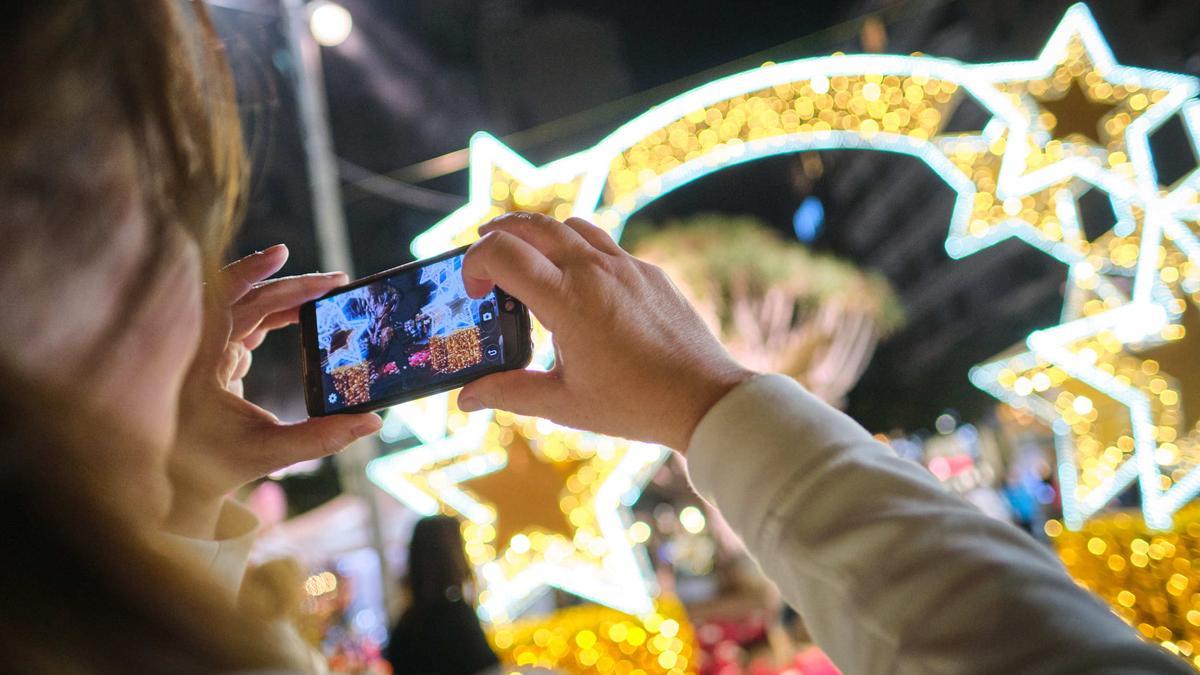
top-left (457, 369), bottom-right (560, 419)
top-left (261, 413), bottom-right (382, 465)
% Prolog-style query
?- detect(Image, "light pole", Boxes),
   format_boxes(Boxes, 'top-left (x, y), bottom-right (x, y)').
top-left (280, 0), bottom-right (394, 614)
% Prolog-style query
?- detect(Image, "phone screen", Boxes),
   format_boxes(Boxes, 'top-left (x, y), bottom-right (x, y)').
top-left (312, 253), bottom-right (506, 413)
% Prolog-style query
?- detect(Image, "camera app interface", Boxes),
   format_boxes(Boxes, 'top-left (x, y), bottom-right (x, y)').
top-left (314, 254), bottom-right (504, 412)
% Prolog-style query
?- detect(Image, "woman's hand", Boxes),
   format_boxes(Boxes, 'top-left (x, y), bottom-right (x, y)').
top-left (168, 245), bottom-right (382, 538)
top-left (457, 213), bottom-right (753, 451)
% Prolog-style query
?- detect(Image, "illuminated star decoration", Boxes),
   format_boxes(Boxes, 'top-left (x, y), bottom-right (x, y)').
top-left (418, 255), bottom-right (482, 334)
top-left (314, 289), bottom-right (372, 369)
top-left (368, 390), bottom-right (666, 622)
top-left (462, 439), bottom-right (584, 549)
top-left (973, 4), bottom-right (1196, 207)
top-left (368, 2), bottom-right (1200, 630)
top-left (1037, 75), bottom-right (1119, 144)
top-left (969, 5), bottom-right (1200, 529)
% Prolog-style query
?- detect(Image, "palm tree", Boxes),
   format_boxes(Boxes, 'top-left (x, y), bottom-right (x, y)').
top-left (630, 214), bottom-right (903, 408)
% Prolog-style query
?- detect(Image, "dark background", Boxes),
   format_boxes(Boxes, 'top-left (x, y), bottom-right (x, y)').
top-left (209, 0), bottom-right (1200, 452)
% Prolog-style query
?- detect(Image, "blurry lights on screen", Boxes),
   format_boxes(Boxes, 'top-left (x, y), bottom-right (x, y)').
top-left (309, 1), bottom-right (353, 47)
top-left (679, 506), bottom-right (707, 534)
top-left (793, 195), bottom-right (825, 242)
top-left (628, 521), bottom-right (652, 544)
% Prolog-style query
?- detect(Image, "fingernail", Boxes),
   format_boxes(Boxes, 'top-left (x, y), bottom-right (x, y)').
top-left (263, 244), bottom-right (287, 255)
top-left (458, 396), bottom-right (482, 412)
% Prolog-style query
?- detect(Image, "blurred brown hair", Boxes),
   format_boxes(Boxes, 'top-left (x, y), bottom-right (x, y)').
top-left (0, 1), bottom-right (290, 671)
top-left (0, 0), bottom-right (248, 370)
top-left (0, 0), bottom-right (246, 264)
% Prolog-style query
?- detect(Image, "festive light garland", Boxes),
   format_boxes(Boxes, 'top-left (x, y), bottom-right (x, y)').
top-left (368, 2), bottom-right (1200, 633)
top-left (487, 596), bottom-right (697, 674)
top-left (1046, 506), bottom-right (1200, 666)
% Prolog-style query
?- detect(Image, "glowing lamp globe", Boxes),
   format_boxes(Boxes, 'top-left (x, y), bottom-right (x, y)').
top-left (309, 1), bottom-right (352, 47)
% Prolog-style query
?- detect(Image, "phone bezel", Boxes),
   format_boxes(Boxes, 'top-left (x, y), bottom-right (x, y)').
top-left (299, 245), bottom-right (533, 417)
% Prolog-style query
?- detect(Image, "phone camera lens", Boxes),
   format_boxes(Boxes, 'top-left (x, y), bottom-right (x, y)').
top-left (503, 299), bottom-right (516, 312)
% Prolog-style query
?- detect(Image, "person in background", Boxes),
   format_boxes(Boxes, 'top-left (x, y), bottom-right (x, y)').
top-left (454, 212), bottom-right (1193, 675)
top-left (386, 516), bottom-right (501, 675)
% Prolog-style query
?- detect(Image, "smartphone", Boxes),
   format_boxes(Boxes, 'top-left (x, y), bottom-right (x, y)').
top-left (300, 245), bottom-right (533, 416)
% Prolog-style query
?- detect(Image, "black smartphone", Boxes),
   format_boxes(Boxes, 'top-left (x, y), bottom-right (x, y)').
top-left (300, 245), bottom-right (533, 416)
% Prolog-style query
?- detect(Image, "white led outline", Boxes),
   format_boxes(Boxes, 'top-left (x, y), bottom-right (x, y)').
top-left (371, 3), bottom-right (1200, 617)
top-left (972, 4), bottom-right (1198, 203)
top-left (968, 267), bottom-right (1143, 527)
top-left (368, 416), bottom-right (664, 622)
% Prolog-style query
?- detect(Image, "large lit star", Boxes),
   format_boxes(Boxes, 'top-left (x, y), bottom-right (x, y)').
top-left (972, 4), bottom-right (1198, 202)
top-left (974, 202), bottom-right (1200, 530)
top-left (1036, 75), bottom-right (1119, 145)
top-left (368, 397), bottom-right (666, 623)
top-left (938, 132), bottom-right (1090, 262)
top-left (934, 4), bottom-right (1187, 262)
top-left (1023, 302), bottom-right (1200, 530)
top-left (460, 437), bottom-right (583, 547)
top-left (410, 132), bottom-right (594, 258)
top-left (970, 269), bottom-right (1142, 527)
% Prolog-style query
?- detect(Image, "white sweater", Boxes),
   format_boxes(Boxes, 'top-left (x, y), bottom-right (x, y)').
top-left (685, 374), bottom-right (1188, 674)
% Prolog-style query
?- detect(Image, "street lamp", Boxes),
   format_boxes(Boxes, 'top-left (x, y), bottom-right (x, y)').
top-left (309, 0), bottom-right (352, 47)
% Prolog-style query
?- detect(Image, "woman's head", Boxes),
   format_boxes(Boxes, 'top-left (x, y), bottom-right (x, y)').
top-left (0, 4), bottom-right (297, 671)
top-left (0, 0), bottom-right (246, 519)
top-left (407, 515), bottom-right (475, 607)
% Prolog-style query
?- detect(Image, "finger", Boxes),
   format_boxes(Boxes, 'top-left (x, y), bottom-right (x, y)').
top-left (217, 341), bottom-right (247, 384)
top-left (257, 413), bottom-right (383, 466)
top-left (240, 307), bottom-right (301, 351)
top-left (231, 272), bottom-right (346, 340)
top-left (231, 343), bottom-right (253, 382)
top-left (478, 212), bottom-right (589, 264)
top-left (243, 328), bottom-right (268, 351)
top-left (254, 306), bottom-right (301, 335)
top-left (563, 217), bottom-right (623, 255)
top-left (221, 244), bottom-right (289, 305)
top-left (457, 369), bottom-right (563, 419)
top-left (463, 231), bottom-right (564, 326)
